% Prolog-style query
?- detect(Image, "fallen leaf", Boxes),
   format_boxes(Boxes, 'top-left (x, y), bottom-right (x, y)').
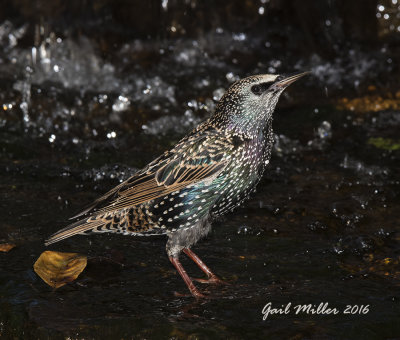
top-left (0, 243), bottom-right (16, 252)
top-left (336, 91), bottom-right (400, 113)
top-left (34, 250), bottom-right (87, 289)
top-left (368, 137), bottom-right (400, 151)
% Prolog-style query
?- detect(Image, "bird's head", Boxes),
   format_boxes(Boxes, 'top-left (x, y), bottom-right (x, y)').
top-left (210, 72), bottom-right (309, 138)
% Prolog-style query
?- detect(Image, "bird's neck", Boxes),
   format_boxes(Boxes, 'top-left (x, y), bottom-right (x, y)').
top-left (224, 118), bottom-right (273, 143)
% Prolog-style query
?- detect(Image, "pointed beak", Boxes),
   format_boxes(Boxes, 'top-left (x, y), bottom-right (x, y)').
top-left (273, 71), bottom-right (310, 89)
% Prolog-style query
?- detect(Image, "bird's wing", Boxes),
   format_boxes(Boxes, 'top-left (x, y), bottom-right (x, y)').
top-left (45, 129), bottom-right (234, 245)
top-left (73, 129), bottom-right (231, 217)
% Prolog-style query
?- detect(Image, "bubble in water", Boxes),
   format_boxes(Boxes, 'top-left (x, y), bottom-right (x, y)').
top-left (226, 72), bottom-right (238, 82)
top-left (232, 33), bottom-right (246, 41)
top-left (0, 21), bottom-right (27, 49)
top-left (340, 155), bottom-right (388, 177)
top-left (49, 134), bottom-right (56, 143)
top-left (273, 134), bottom-right (302, 155)
top-left (98, 94), bottom-right (108, 104)
top-left (134, 76), bottom-right (176, 104)
top-left (237, 225), bottom-right (248, 234)
top-left (270, 59), bottom-right (282, 68)
top-left (187, 99), bottom-right (198, 109)
top-left (317, 121), bottom-right (332, 139)
top-left (212, 88), bottom-right (225, 101)
top-left (142, 110), bottom-right (201, 136)
top-left (112, 96), bottom-right (130, 112)
top-left (20, 102), bottom-right (29, 122)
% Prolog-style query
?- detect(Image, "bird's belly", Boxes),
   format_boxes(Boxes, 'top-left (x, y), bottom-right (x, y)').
top-left (210, 162), bottom-right (262, 217)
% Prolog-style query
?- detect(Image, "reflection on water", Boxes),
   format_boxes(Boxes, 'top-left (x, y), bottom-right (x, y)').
top-left (0, 1), bottom-right (400, 338)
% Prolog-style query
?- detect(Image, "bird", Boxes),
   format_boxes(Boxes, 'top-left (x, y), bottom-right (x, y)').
top-left (45, 72), bottom-right (309, 298)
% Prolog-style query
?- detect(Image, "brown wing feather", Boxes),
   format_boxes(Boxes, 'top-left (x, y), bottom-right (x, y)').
top-left (95, 161), bottom-right (226, 214)
top-left (72, 130), bottom-right (230, 216)
top-left (46, 129), bottom-right (233, 245)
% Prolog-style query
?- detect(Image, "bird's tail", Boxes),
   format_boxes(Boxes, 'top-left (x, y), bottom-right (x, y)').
top-left (45, 215), bottom-right (107, 246)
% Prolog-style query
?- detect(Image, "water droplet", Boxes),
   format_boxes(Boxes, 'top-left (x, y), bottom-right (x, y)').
top-left (107, 131), bottom-right (117, 139)
top-left (226, 72), bottom-right (238, 82)
top-left (232, 33), bottom-right (246, 41)
top-left (213, 88), bottom-right (225, 101)
top-left (49, 134), bottom-right (56, 143)
top-left (112, 95), bottom-right (130, 112)
top-left (187, 99), bottom-right (198, 109)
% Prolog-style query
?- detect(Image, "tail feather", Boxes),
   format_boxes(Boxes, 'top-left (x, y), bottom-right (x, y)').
top-left (45, 217), bottom-right (104, 246)
top-left (45, 205), bottom-right (161, 246)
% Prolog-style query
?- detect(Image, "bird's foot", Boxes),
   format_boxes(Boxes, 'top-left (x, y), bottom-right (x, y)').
top-left (174, 289), bottom-right (207, 299)
top-left (192, 275), bottom-right (229, 285)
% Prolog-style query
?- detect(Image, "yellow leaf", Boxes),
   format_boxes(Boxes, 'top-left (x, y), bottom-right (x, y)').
top-left (336, 93), bottom-right (400, 113)
top-left (0, 243), bottom-right (16, 252)
top-left (34, 250), bottom-right (87, 289)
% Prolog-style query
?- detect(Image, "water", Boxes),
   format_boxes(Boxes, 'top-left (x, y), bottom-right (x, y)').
top-left (1, 2), bottom-right (400, 339)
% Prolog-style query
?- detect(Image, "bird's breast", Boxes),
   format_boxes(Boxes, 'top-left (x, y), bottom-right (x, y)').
top-left (211, 134), bottom-right (271, 216)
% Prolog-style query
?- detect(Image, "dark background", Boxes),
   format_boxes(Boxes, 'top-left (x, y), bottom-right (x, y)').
top-left (0, 1), bottom-right (399, 339)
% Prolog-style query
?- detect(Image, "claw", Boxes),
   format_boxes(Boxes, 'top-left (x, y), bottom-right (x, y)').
top-left (169, 256), bottom-right (206, 298)
top-left (192, 275), bottom-right (229, 285)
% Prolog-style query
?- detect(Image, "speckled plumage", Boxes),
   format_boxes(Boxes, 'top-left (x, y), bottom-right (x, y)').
top-left (46, 72), bottom-right (308, 297)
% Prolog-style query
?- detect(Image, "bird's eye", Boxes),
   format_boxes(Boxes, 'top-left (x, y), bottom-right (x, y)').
top-left (251, 82), bottom-right (273, 95)
top-left (251, 85), bottom-right (262, 95)
top-left (275, 75), bottom-right (284, 82)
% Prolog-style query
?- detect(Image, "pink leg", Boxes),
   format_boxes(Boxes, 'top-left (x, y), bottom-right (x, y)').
top-left (183, 248), bottom-right (228, 285)
top-left (169, 256), bottom-right (205, 298)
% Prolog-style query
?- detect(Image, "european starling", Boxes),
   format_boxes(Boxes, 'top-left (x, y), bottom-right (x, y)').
top-left (46, 72), bottom-right (308, 298)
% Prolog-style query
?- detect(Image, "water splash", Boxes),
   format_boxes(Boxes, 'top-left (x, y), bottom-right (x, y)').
top-left (142, 110), bottom-right (201, 135)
